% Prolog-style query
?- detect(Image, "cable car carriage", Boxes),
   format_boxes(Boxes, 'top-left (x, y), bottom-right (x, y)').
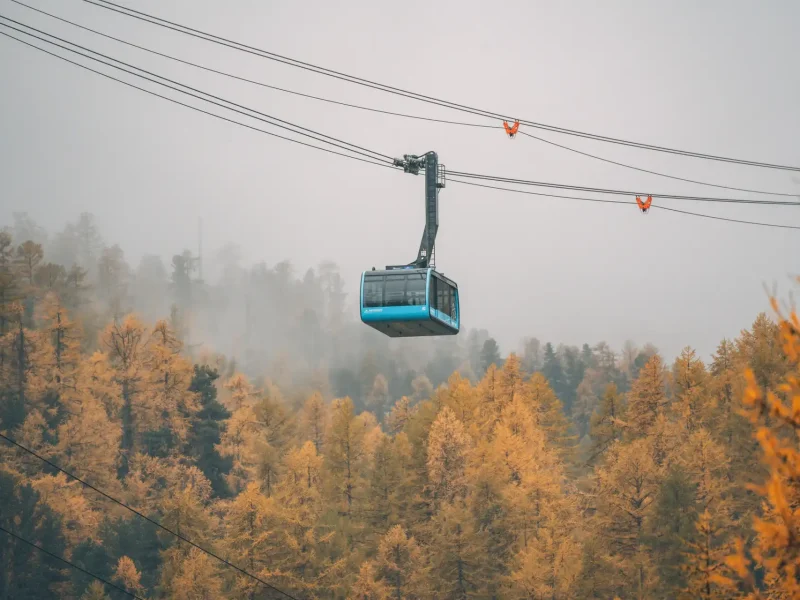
top-left (360, 151), bottom-right (460, 337)
top-left (361, 268), bottom-right (459, 337)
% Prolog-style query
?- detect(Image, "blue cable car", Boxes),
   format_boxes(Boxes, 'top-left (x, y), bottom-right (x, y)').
top-left (359, 151), bottom-right (461, 338)
top-left (360, 267), bottom-right (459, 337)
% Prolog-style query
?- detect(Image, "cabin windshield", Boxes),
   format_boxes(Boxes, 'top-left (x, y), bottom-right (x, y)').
top-left (363, 272), bottom-right (427, 307)
top-left (431, 275), bottom-right (457, 319)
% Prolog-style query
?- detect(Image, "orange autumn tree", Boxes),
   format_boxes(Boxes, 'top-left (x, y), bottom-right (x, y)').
top-left (722, 290), bottom-right (800, 598)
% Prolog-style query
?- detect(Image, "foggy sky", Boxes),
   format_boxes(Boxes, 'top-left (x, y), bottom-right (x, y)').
top-left (2, 0), bottom-right (798, 363)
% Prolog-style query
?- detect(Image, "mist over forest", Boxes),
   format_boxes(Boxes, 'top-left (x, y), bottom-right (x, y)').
top-left (5, 209), bottom-right (662, 416)
top-left (2, 208), bottom-right (799, 599)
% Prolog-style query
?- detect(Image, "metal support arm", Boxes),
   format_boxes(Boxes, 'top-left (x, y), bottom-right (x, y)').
top-left (388, 151), bottom-right (445, 270)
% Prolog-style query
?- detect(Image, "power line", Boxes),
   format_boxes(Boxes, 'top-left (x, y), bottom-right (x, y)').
top-left (11, 1), bottom-right (495, 130)
top-left (1, 25), bottom-right (796, 232)
top-left (516, 131), bottom-right (799, 198)
top-left (0, 525), bottom-right (145, 599)
top-left (0, 16), bottom-right (393, 166)
top-left (14, 0), bottom-right (796, 200)
top-left (447, 178), bottom-right (800, 230)
top-left (0, 433), bottom-right (300, 599)
top-left (445, 170), bottom-right (800, 206)
top-left (82, 0), bottom-right (800, 173)
top-left (0, 30), bottom-right (389, 175)
top-left (5, 15), bottom-right (795, 211)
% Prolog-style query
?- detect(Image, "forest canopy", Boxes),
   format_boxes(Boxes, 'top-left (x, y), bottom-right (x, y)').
top-left (0, 211), bottom-right (798, 599)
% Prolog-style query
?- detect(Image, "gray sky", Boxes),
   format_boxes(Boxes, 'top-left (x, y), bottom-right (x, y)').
top-left (1, 0), bottom-right (798, 362)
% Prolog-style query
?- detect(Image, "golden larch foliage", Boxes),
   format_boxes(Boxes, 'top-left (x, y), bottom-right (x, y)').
top-left (426, 406), bottom-right (471, 504)
top-left (722, 295), bottom-right (800, 598)
top-left (113, 556), bottom-right (145, 597)
top-left (626, 354), bottom-right (668, 436)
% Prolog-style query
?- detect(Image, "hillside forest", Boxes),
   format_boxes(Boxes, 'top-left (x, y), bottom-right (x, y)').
top-left (1, 211), bottom-right (799, 599)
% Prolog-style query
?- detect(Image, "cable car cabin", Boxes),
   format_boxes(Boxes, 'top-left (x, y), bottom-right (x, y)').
top-left (360, 268), bottom-right (460, 337)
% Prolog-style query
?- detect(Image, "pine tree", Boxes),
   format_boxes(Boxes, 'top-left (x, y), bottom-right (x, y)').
top-left (0, 471), bottom-right (68, 598)
top-left (16, 240), bottom-right (44, 287)
top-left (0, 306), bottom-right (47, 429)
top-left (187, 364), bottom-right (232, 498)
top-left (541, 342), bottom-right (566, 399)
top-left (480, 338), bottom-right (501, 373)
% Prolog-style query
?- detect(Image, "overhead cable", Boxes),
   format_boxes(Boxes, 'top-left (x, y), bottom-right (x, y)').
top-left (81, 0), bottom-right (800, 172)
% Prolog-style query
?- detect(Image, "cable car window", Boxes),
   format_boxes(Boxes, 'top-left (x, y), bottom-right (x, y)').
top-left (363, 275), bottom-right (384, 307)
top-left (406, 273), bottom-right (426, 305)
top-left (433, 275), bottom-right (447, 316)
top-left (384, 275), bottom-right (406, 306)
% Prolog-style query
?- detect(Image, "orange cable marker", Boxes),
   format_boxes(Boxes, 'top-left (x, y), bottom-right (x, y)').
top-left (503, 120), bottom-right (520, 138)
top-left (635, 195), bottom-right (653, 213)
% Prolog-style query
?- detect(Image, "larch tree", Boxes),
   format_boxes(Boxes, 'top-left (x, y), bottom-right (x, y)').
top-left (142, 320), bottom-right (199, 450)
top-left (508, 524), bottom-right (583, 600)
top-left (525, 372), bottom-right (575, 463)
top-left (222, 482), bottom-right (278, 600)
top-left (386, 396), bottom-right (417, 434)
top-left (426, 406), bottom-right (471, 505)
top-left (165, 547), bottom-right (223, 600)
top-left (671, 347), bottom-right (713, 433)
top-left (80, 581), bottom-right (111, 600)
top-left (364, 432), bottom-right (404, 533)
top-left (15, 240), bottom-right (44, 287)
top-left (594, 438), bottom-right (661, 598)
top-left (301, 391), bottom-right (328, 453)
top-left (430, 501), bottom-right (487, 599)
top-left (439, 371), bottom-right (480, 432)
top-left (352, 561), bottom-right (390, 600)
top-left (587, 382), bottom-right (626, 464)
top-left (113, 556), bottom-right (146, 598)
top-left (265, 440), bottom-right (345, 598)
top-left (625, 354), bottom-right (668, 438)
top-left (100, 314), bottom-right (149, 476)
top-left (373, 524), bottom-right (429, 599)
top-left (35, 292), bottom-right (82, 407)
top-left (0, 303), bottom-right (48, 429)
top-left (719, 297), bottom-right (800, 599)
top-left (326, 396), bottom-right (366, 515)
top-left (411, 373), bottom-right (434, 403)
top-left (215, 400), bottom-right (262, 495)
top-left (366, 373), bottom-right (391, 424)
top-left (677, 430), bottom-right (734, 600)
